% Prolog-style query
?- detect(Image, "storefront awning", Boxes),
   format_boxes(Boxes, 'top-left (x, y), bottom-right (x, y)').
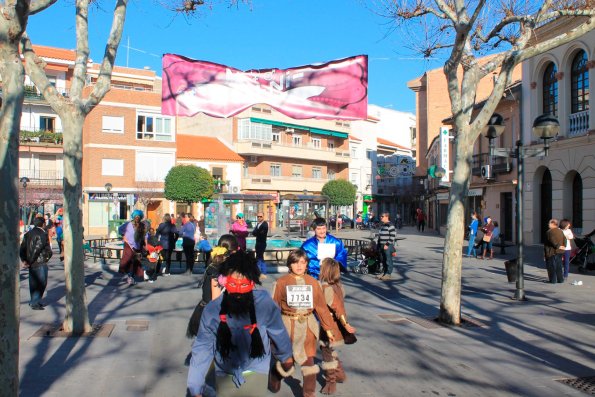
top-left (250, 118), bottom-right (348, 139)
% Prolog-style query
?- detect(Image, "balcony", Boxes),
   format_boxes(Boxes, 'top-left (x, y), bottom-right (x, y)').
top-left (471, 153), bottom-right (512, 177)
top-left (569, 110), bottom-right (589, 137)
top-left (245, 174), bottom-right (328, 192)
top-left (19, 169), bottom-right (63, 186)
top-left (19, 130), bottom-right (63, 145)
top-left (236, 140), bottom-right (350, 164)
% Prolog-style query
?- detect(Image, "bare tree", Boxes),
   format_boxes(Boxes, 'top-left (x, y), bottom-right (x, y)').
top-left (135, 180), bottom-right (161, 212)
top-left (0, 1), bottom-right (56, 395)
top-left (378, 0), bottom-right (595, 324)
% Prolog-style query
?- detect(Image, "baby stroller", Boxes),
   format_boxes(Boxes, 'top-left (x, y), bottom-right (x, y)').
top-left (352, 241), bottom-right (381, 275)
top-left (571, 235), bottom-right (595, 272)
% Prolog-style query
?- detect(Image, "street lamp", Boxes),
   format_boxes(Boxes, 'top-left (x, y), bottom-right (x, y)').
top-left (20, 177), bottom-right (30, 227)
top-left (483, 113), bottom-right (559, 301)
top-left (302, 189), bottom-right (309, 237)
top-left (105, 183), bottom-right (112, 236)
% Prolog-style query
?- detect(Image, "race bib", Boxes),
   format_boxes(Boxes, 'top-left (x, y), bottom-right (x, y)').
top-left (317, 243), bottom-right (335, 261)
top-left (286, 285), bottom-right (313, 309)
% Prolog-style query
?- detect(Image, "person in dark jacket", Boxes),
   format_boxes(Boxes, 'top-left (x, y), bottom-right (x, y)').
top-left (544, 218), bottom-right (566, 284)
top-left (252, 212), bottom-right (269, 279)
top-left (156, 214), bottom-right (178, 276)
top-left (376, 212), bottom-right (397, 280)
top-left (20, 217), bottom-right (53, 310)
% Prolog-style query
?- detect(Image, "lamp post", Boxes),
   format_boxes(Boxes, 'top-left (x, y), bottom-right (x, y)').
top-left (105, 183), bottom-right (112, 236)
top-left (483, 113), bottom-right (559, 301)
top-left (20, 177), bottom-right (30, 228)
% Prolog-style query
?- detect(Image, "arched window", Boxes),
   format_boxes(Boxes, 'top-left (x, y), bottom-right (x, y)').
top-left (572, 173), bottom-right (583, 229)
top-left (542, 62), bottom-right (558, 116)
top-left (571, 50), bottom-right (589, 114)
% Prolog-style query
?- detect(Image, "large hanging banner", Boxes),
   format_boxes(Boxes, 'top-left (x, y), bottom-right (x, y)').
top-left (162, 54), bottom-right (368, 120)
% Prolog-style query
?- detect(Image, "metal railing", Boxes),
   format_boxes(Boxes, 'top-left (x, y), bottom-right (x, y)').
top-left (19, 169), bottom-right (63, 185)
top-left (471, 153), bottom-right (512, 176)
top-left (568, 110), bottom-right (589, 137)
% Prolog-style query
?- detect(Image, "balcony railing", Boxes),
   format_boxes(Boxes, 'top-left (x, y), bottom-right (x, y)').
top-left (569, 110), bottom-right (589, 137)
top-left (19, 169), bottom-right (63, 186)
top-left (236, 139), bottom-right (350, 163)
top-left (471, 153), bottom-right (512, 176)
top-left (19, 130), bottom-right (63, 144)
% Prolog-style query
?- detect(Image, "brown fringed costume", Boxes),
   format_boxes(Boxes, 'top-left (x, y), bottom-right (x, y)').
top-left (319, 282), bottom-right (351, 394)
top-left (271, 273), bottom-right (335, 397)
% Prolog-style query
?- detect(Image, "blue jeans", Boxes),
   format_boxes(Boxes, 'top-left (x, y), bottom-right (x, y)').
top-left (467, 233), bottom-right (477, 257)
top-left (255, 242), bottom-right (267, 275)
top-left (29, 264), bottom-right (48, 306)
top-left (380, 244), bottom-right (395, 275)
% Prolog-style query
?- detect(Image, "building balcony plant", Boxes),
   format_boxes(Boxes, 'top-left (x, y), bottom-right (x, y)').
top-left (19, 130), bottom-right (63, 145)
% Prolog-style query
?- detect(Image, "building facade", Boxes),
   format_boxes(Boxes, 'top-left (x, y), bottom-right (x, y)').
top-left (521, 18), bottom-right (594, 243)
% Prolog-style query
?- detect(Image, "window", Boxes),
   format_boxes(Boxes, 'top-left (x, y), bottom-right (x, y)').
top-left (542, 62), bottom-right (558, 116)
top-left (135, 151), bottom-right (175, 181)
top-left (312, 167), bottom-right (322, 179)
top-left (351, 147), bottom-right (358, 158)
top-left (102, 116), bottom-right (124, 134)
top-left (272, 131), bottom-right (280, 143)
top-left (292, 135), bottom-right (302, 146)
top-left (366, 149), bottom-right (373, 160)
top-left (328, 140), bottom-right (335, 149)
top-left (292, 165), bottom-right (303, 178)
top-left (102, 159), bottom-right (124, 176)
top-left (351, 173), bottom-right (358, 185)
top-left (40, 116), bottom-right (56, 132)
top-left (366, 174), bottom-right (371, 187)
top-left (311, 138), bottom-right (321, 148)
top-left (571, 50), bottom-right (589, 114)
top-left (328, 170), bottom-right (336, 180)
top-left (238, 119), bottom-right (273, 141)
top-left (212, 167), bottom-right (224, 180)
top-left (270, 164), bottom-right (281, 177)
top-left (137, 113), bottom-right (174, 141)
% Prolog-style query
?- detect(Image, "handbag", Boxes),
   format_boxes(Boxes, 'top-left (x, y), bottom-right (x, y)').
top-left (482, 234), bottom-right (492, 243)
top-left (338, 321), bottom-right (357, 345)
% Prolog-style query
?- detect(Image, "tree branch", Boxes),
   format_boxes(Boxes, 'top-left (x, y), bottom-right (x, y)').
top-left (29, 0), bottom-right (57, 15)
top-left (20, 33), bottom-right (68, 112)
top-left (82, 0), bottom-right (128, 113)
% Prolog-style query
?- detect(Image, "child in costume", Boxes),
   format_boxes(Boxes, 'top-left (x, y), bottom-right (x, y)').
top-left (318, 258), bottom-right (357, 395)
top-left (270, 249), bottom-right (336, 397)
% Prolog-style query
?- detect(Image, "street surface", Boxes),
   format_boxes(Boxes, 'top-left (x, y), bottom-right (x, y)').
top-left (18, 227), bottom-right (595, 396)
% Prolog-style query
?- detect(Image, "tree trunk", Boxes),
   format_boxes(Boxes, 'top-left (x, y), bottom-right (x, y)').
top-left (0, 43), bottom-right (26, 397)
top-left (61, 113), bottom-right (91, 334)
top-left (439, 129), bottom-right (475, 325)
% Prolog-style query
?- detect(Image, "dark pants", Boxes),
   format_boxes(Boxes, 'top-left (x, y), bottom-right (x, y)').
top-left (29, 264), bottom-right (48, 306)
top-left (255, 241), bottom-right (267, 274)
top-left (379, 244), bottom-right (395, 275)
top-left (119, 244), bottom-right (142, 277)
top-left (183, 238), bottom-right (195, 273)
top-left (162, 248), bottom-right (173, 274)
top-left (545, 254), bottom-right (564, 284)
top-left (417, 220), bottom-right (425, 232)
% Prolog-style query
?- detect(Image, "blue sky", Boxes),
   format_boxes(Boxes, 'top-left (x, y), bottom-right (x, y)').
top-left (27, 0), bottom-right (446, 113)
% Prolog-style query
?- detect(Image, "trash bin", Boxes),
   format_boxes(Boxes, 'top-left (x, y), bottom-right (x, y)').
top-left (504, 259), bottom-right (517, 283)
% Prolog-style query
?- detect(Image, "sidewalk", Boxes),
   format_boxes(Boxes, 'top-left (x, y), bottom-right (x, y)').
top-left (18, 227), bottom-right (595, 396)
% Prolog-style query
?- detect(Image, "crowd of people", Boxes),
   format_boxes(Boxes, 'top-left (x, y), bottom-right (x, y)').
top-left (185, 224), bottom-right (356, 397)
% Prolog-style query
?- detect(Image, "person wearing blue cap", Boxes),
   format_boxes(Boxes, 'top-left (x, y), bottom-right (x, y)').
top-left (118, 209), bottom-right (147, 285)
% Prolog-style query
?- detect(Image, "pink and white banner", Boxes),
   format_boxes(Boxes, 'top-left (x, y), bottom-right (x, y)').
top-left (162, 54), bottom-right (368, 120)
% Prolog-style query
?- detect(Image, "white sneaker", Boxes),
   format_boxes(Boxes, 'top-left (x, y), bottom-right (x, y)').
top-left (143, 271), bottom-right (150, 281)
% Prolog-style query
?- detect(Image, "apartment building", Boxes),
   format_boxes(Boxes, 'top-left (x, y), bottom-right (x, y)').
top-left (407, 58), bottom-right (522, 176)
top-left (17, 45), bottom-right (70, 219)
top-left (521, 17), bottom-right (594, 244)
top-left (83, 63), bottom-right (176, 235)
top-left (176, 105), bottom-right (351, 227)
